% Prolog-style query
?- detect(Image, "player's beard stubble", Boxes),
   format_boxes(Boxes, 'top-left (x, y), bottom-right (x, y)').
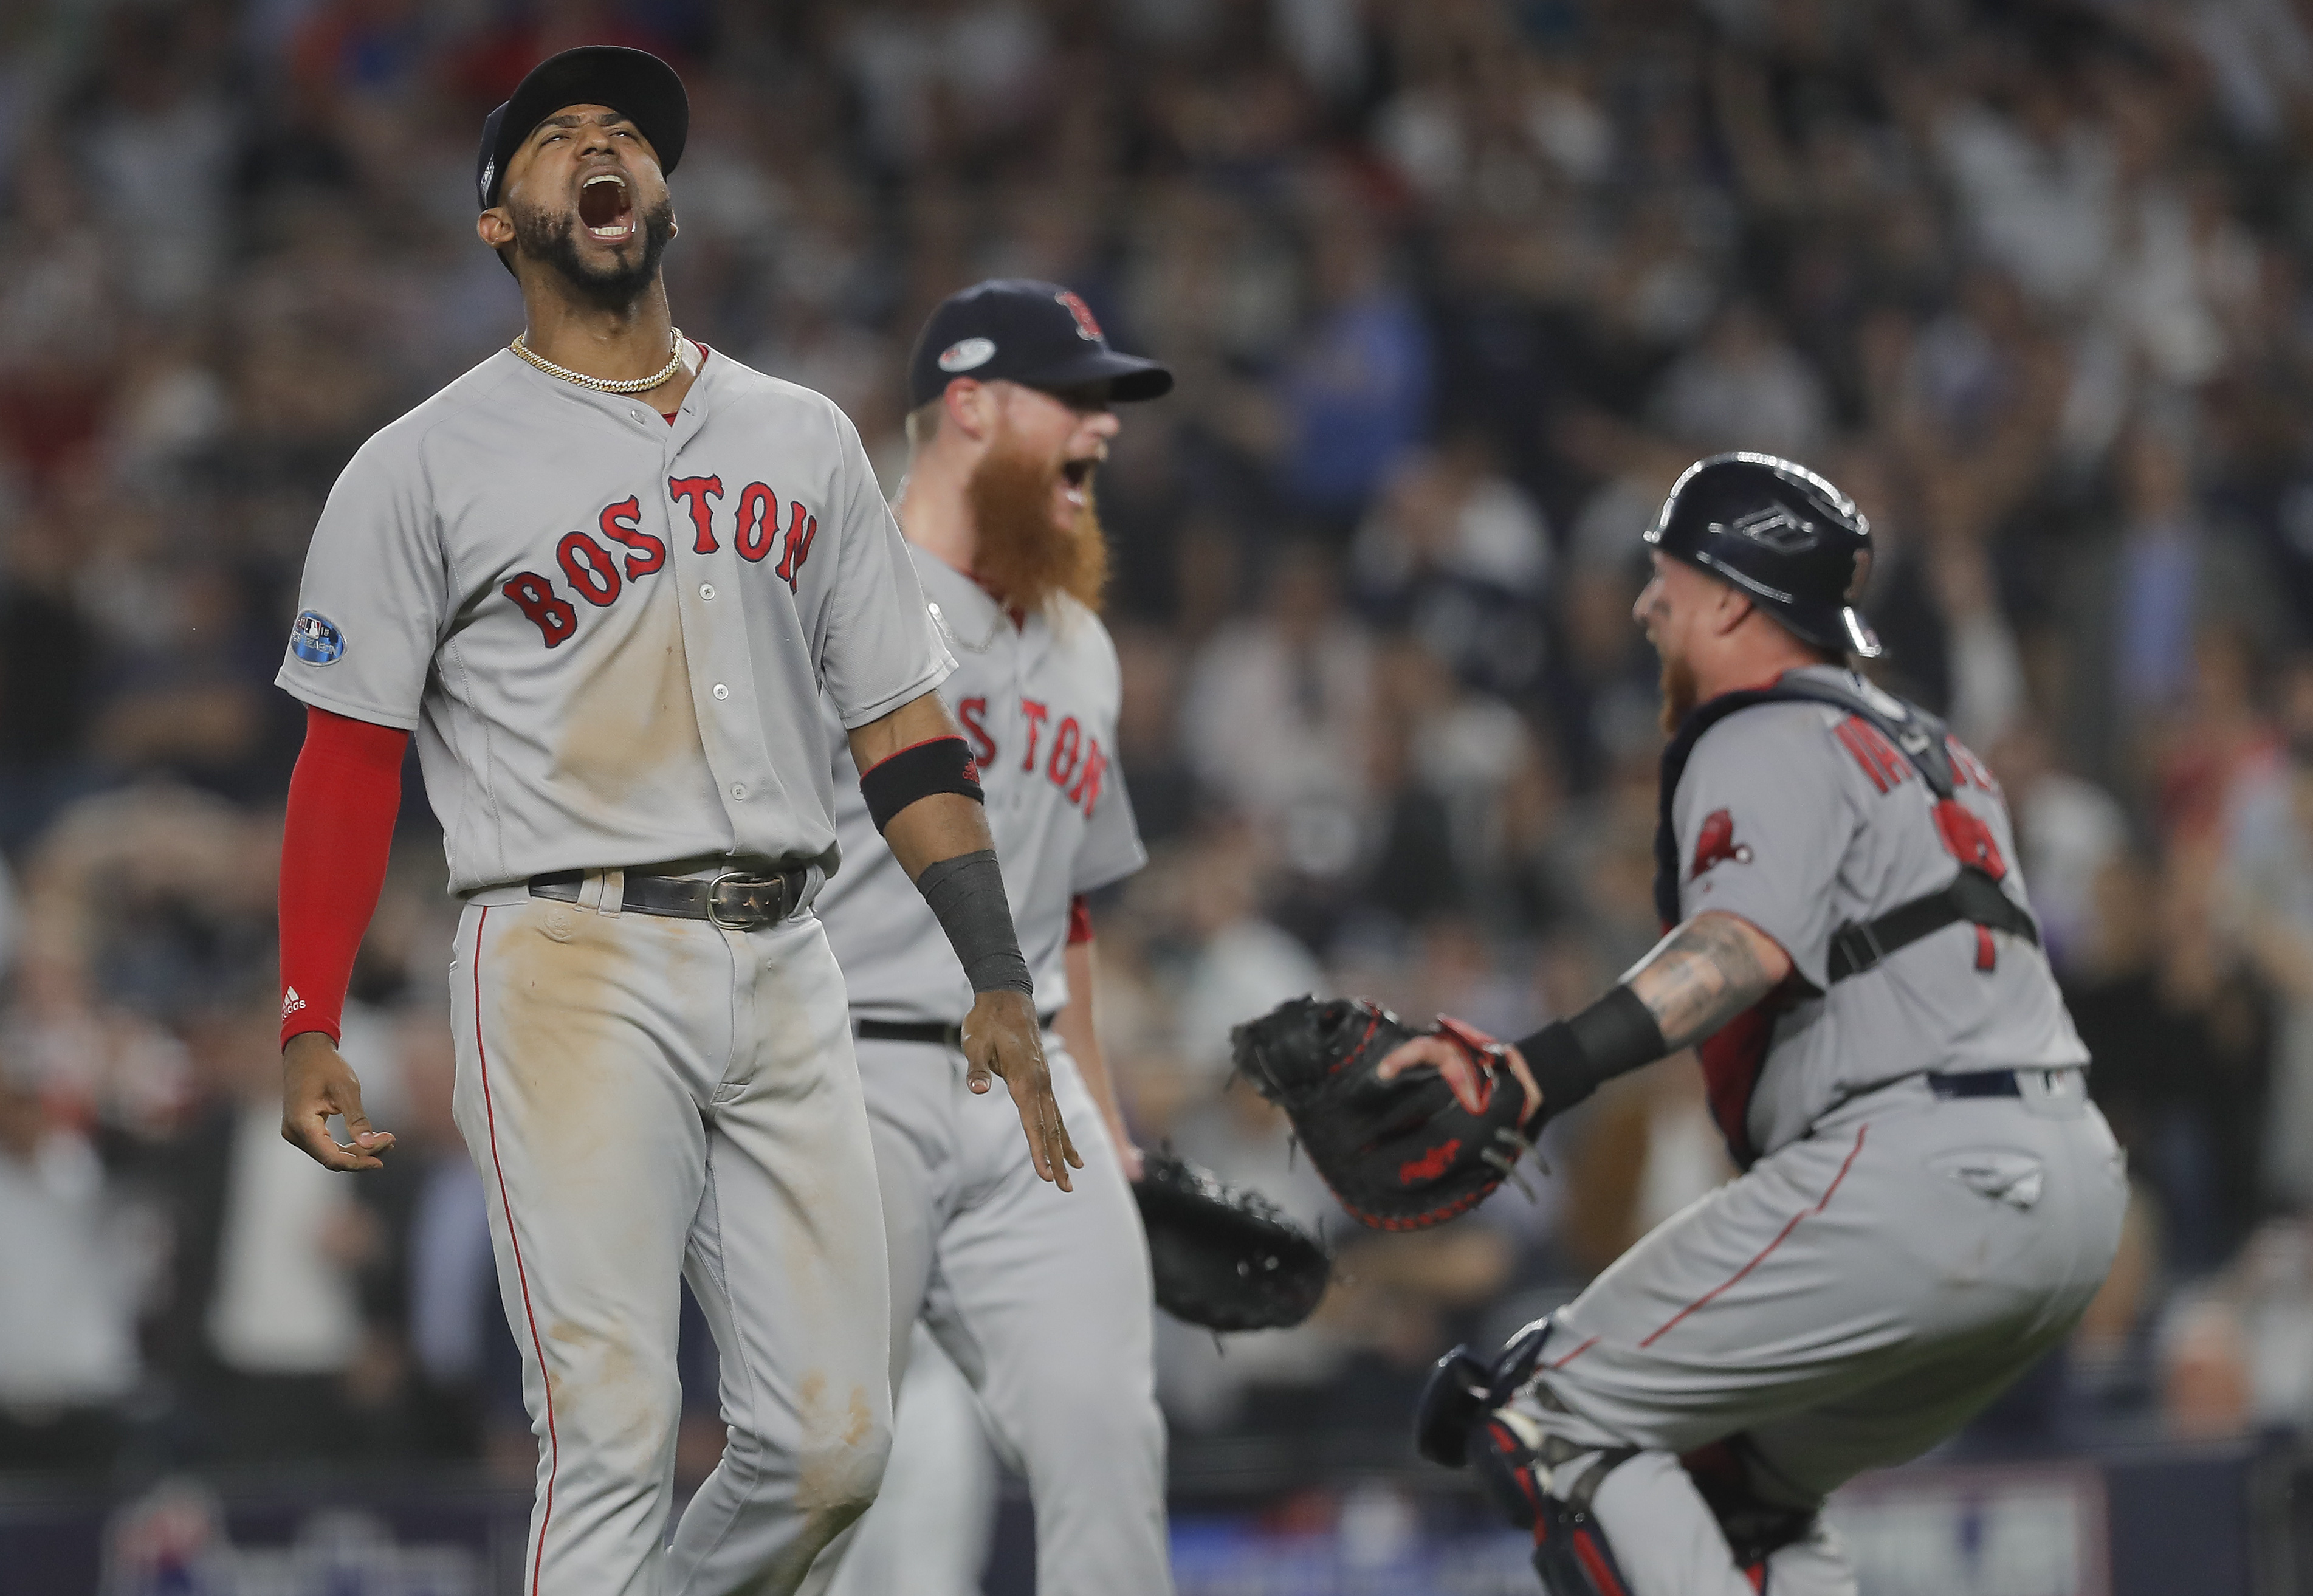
top-left (510, 194), bottom-right (677, 311)
top-left (967, 428), bottom-right (1109, 616)
top-left (1659, 653), bottom-right (1700, 735)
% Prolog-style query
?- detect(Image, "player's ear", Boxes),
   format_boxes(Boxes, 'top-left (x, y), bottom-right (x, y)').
top-left (943, 379), bottom-right (993, 444)
top-left (477, 208), bottom-right (516, 251)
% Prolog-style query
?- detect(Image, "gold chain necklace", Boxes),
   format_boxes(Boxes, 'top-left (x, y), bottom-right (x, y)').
top-left (509, 328), bottom-right (687, 394)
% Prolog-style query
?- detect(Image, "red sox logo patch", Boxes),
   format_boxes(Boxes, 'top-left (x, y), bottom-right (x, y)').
top-left (1056, 289), bottom-right (1103, 342)
top-left (1691, 808), bottom-right (1753, 878)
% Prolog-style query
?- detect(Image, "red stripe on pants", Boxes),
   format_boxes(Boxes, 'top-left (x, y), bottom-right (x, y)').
top-left (1640, 1124), bottom-right (1871, 1349)
top-left (472, 906), bottom-right (562, 1592)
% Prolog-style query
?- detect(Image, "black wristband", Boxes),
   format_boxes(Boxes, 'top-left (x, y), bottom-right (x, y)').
top-left (915, 848), bottom-right (1034, 996)
top-left (1514, 985), bottom-right (1668, 1115)
top-left (862, 736), bottom-right (985, 833)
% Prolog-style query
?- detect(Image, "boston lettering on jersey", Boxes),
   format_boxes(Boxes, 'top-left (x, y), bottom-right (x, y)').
top-left (503, 478), bottom-right (823, 647)
top-left (957, 694), bottom-right (1112, 819)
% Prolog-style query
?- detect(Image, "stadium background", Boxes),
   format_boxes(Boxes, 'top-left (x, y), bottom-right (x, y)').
top-left (1, 0), bottom-right (2311, 1590)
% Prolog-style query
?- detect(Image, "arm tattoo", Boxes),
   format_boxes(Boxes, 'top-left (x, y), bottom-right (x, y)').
top-left (1626, 914), bottom-right (1779, 1051)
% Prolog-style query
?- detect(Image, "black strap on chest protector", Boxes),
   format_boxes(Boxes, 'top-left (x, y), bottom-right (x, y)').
top-left (1652, 673), bottom-right (2038, 985)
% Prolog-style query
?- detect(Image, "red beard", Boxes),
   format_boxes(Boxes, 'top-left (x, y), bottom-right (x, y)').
top-left (964, 432), bottom-right (1109, 616)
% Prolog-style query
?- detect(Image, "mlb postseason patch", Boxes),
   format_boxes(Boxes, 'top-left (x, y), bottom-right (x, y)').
top-left (290, 610), bottom-right (346, 665)
top-left (938, 337), bottom-right (997, 372)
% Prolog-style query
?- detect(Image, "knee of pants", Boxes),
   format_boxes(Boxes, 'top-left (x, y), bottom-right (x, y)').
top-left (539, 1330), bottom-right (685, 1481)
top-left (803, 1414), bottom-right (893, 1532)
top-left (1511, 1372), bottom-right (1638, 1459)
top-left (724, 1396), bottom-right (894, 1524)
top-left (772, 1432), bottom-right (894, 1596)
top-left (1009, 1376), bottom-right (1164, 1480)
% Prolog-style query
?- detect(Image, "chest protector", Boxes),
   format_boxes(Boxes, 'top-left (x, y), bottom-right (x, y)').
top-left (1652, 674), bottom-right (2040, 1167)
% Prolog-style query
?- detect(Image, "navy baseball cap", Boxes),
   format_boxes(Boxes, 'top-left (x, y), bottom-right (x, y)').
top-left (907, 280), bottom-right (1173, 409)
top-left (476, 46), bottom-right (688, 212)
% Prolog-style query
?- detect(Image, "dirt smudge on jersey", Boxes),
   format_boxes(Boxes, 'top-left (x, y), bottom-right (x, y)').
top-left (551, 585), bottom-right (717, 816)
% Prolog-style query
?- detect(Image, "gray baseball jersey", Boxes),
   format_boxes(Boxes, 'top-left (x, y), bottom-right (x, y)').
top-left (278, 344), bottom-right (957, 1592)
top-left (1671, 666), bottom-right (2087, 1163)
top-left (277, 348), bottom-right (954, 892)
top-left (816, 550), bottom-right (1147, 1022)
top-left (808, 549), bottom-right (1169, 1596)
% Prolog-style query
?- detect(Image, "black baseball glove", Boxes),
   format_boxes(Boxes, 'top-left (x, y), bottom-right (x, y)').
top-left (1133, 1149), bottom-right (1332, 1332)
top-left (1231, 996), bottom-right (1539, 1230)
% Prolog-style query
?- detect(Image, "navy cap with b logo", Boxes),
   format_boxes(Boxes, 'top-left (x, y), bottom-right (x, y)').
top-left (907, 280), bottom-right (1174, 409)
top-left (476, 46), bottom-right (688, 212)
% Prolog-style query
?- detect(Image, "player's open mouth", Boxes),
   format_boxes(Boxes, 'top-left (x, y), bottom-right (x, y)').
top-left (1060, 456), bottom-right (1097, 508)
top-left (580, 173), bottom-right (634, 241)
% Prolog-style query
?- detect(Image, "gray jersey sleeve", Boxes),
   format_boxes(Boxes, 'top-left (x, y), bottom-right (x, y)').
top-left (1672, 707), bottom-right (1861, 991)
top-left (1071, 770), bottom-right (1146, 896)
top-left (275, 430), bottom-right (450, 731)
top-left (817, 410), bottom-right (954, 729)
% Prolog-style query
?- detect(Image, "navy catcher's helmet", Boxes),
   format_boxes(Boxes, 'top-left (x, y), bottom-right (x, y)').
top-left (1645, 452), bottom-right (1882, 659)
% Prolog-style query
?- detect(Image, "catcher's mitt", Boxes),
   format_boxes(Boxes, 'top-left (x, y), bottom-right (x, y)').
top-left (1231, 996), bottom-right (1538, 1231)
top-left (1133, 1149), bottom-right (1331, 1332)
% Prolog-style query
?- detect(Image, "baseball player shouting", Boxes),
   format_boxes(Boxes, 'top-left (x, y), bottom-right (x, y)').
top-left (270, 49), bottom-right (1079, 1596)
top-left (803, 281), bottom-right (1175, 1596)
top-left (1375, 455), bottom-right (2126, 1595)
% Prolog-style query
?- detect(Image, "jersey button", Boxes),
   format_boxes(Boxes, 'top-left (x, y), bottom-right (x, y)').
top-left (699, 583), bottom-right (716, 600)
top-left (730, 783), bottom-right (747, 800)
top-left (713, 683), bottom-right (730, 700)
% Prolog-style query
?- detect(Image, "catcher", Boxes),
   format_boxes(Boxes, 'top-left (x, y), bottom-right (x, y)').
top-left (1235, 454), bottom-right (2125, 1596)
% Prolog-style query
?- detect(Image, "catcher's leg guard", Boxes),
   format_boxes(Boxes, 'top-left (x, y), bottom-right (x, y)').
top-left (1414, 1319), bottom-right (1552, 1468)
top-left (1678, 1439), bottom-right (1823, 1591)
top-left (1466, 1410), bottom-right (1637, 1596)
top-left (1418, 1323), bottom-right (1637, 1594)
top-left (1414, 1346), bottom-right (1493, 1467)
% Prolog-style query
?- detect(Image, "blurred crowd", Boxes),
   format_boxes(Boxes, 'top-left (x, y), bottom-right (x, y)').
top-left (13, 0), bottom-right (2313, 1499)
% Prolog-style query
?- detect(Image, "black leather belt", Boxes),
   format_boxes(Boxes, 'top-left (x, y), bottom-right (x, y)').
top-left (529, 867), bottom-right (807, 930)
top-left (1926, 1069), bottom-right (2022, 1099)
top-left (856, 1014), bottom-right (1061, 1050)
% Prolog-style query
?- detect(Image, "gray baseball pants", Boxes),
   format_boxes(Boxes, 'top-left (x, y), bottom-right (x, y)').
top-left (803, 1031), bottom-right (1173, 1596)
top-left (451, 890), bottom-right (893, 1596)
top-left (1504, 1068), bottom-right (2126, 1596)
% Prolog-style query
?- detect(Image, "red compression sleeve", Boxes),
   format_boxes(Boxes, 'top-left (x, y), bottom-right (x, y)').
top-left (1067, 894), bottom-right (1095, 945)
top-left (279, 705), bottom-right (408, 1048)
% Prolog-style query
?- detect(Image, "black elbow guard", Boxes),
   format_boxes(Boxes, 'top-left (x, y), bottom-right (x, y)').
top-left (1516, 986), bottom-right (1668, 1115)
top-left (861, 735), bottom-right (984, 833)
